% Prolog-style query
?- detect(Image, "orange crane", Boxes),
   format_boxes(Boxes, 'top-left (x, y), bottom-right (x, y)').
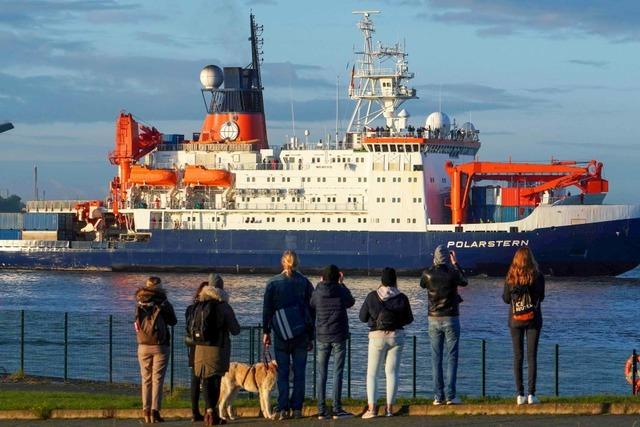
top-left (445, 160), bottom-right (609, 225)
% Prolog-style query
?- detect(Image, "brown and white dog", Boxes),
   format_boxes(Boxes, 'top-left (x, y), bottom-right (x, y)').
top-left (218, 360), bottom-right (278, 420)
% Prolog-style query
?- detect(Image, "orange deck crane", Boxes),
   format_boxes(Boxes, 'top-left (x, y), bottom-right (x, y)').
top-left (445, 160), bottom-right (609, 225)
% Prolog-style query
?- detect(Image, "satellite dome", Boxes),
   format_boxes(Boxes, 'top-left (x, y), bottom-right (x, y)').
top-left (199, 65), bottom-right (223, 89)
top-left (461, 121), bottom-right (476, 132)
top-left (397, 109), bottom-right (410, 118)
top-left (425, 112), bottom-right (451, 136)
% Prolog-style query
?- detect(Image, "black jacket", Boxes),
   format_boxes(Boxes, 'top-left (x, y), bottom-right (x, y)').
top-left (359, 289), bottom-right (414, 332)
top-left (420, 263), bottom-right (468, 317)
top-left (310, 280), bottom-right (355, 343)
top-left (502, 272), bottom-right (545, 328)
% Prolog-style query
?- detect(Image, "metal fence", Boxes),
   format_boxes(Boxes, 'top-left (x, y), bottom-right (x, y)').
top-left (0, 309), bottom-right (636, 397)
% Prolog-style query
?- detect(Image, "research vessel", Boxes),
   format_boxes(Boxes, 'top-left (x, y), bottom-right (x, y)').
top-left (1, 12), bottom-right (639, 276)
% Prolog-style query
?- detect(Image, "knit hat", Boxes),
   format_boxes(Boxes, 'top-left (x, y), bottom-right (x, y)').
top-left (208, 273), bottom-right (224, 289)
top-left (322, 264), bottom-right (340, 283)
top-left (381, 267), bottom-right (397, 287)
top-left (145, 276), bottom-right (162, 289)
top-left (433, 245), bottom-right (451, 266)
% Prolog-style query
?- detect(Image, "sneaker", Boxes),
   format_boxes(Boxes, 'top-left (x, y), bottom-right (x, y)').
top-left (433, 398), bottom-right (444, 406)
top-left (446, 397), bottom-right (462, 405)
top-left (292, 409), bottom-right (303, 419)
top-left (361, 409), bottom-right (377, 419)
top-left (527, 394), bottom-right (540, 404)
top-left (385, 409), bottom-right (394, 417)
top-left (332, 409), bottom-right (354, 419)
top-left (274, 410), bottom-right (290, 421)
top-left (516, 395), bottom-right (526, 405)
top-left (317, 410), bottom-right (329, 420)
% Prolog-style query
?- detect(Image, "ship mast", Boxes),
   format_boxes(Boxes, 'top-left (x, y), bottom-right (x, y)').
top-left (346, 11), bottom-right (417, 146)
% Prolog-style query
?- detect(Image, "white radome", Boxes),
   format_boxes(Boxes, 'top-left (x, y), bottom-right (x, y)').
top-left (200, 65), bottom-right (224, 89)
top-left (461, 122), bottom-right (476, 132)
top-left (425, 112), bottom-right (451, 136)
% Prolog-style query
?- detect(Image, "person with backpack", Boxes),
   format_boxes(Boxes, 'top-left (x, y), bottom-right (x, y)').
top-left (262, 250), bottom-right (315, 420)
top-left (420, 245), bottom-right (468, 406)
top-left (192, 275), bottom-right (240, 425)
top-left (502, 247), bottom-right (545, 405)
top-left (359, 267), bottom-right (413, 419)
top-left (134, 276), bottom-right (177, 424)
top-left (310, 265), bottom-right (355, 420)
top-left (184, 281), bottom-right (209, 422)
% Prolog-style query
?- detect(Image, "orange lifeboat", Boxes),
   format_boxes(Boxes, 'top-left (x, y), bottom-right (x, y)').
top-left (183, 165), bottom-right (233, 187)
top-left (129, 165), bottom-right (177, 186)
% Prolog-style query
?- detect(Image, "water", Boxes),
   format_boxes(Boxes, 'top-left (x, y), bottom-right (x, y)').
top-left (1, 267), bottom-right (639, 397)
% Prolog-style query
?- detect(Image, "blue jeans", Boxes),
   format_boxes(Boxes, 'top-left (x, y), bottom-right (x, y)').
top-left (273, 334), bottom-right (308, 411)
top-left (316, 340), bottom-right (347, 413)
top-left (428, 317), bottom-right (460, 401)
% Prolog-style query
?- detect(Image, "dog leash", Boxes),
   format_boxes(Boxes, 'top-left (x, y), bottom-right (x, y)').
top-left (262, 343), bottom-right (273, 369)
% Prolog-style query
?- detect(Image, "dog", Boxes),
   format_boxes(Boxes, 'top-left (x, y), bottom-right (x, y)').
top-left (218, 360), bottom-right (278, 420)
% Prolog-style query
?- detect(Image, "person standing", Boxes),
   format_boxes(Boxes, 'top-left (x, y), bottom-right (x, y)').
top-left (184, 281), bottom-right (208, 422)
top-left (135, 276), bottom-right (177, 423)
top-left (310, 265), bottom-right (355, 420)
top-left (359, 267), bottom-right (413, 419)
top-left (193, 276), bottom-right (241, 425)
top-left (262, 250), bottom-right (315, 420)
top-left (420, 245), bottom-right (468, 405)
top-left (502, 247), bottom-right (545, 405)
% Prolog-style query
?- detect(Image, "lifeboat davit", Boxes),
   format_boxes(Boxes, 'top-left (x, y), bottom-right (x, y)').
top-left (183, 165), bottom-right (233, 187)
top-left (129, 165), bottom-right (177, 186)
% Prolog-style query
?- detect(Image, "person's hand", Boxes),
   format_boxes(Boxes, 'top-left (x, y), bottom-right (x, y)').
top-left (307, 340), bottom-right (313, 352)
top-left (339, 271), bottom-right (344, 284)
top-left (449, 250), bottom-right (458, 265)
top-left (263, 333), bottom-right (271, 347)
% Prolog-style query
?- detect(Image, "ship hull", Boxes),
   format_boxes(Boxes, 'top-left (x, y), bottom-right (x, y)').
top-left (0, 217), bottom-right (639, 276)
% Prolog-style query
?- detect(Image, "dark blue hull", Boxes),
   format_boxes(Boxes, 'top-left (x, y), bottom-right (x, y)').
top-left (1, 218), bottom-right (639, 276)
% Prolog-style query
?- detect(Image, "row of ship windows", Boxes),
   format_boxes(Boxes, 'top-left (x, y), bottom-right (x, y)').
top-left (247, 176), bottom-right (421, 184)
top-left (429, 177), bottom-right (448, 183)
top-left (376, 197), bottom-right (423, 203)
top-left (377, 177), bottom-right (419, 183)
top-left (309, 157), bottom-right (366, 164)
top-left (242, 217), bottom-right (418, 224)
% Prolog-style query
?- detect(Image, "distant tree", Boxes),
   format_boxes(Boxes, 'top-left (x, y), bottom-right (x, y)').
top-left (0, 194), bottom-right (25, 212)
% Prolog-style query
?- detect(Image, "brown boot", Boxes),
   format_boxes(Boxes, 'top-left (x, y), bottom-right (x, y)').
top-left (142, 409), bottom-right (151, 423)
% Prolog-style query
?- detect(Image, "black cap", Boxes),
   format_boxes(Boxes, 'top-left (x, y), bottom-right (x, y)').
top-left (322, 264), bottom-right (340, 283)
top-left (381, 267), bottom-right (397, 287)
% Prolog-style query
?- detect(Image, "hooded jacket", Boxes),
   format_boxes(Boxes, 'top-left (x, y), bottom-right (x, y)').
top-left (359, 286), bottom-right (414, 332)
top-left (310, 280), bottom-right (355, 343)
top-left (194, 286), bottom-right (241, 378)
top-left (134, 286), bottom-right (177, 346)
top-left (420, 262), bottom-right (468, 317)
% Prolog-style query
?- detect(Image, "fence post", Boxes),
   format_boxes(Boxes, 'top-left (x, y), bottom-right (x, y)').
top-left (64, 312), bottom-right (68, 381)
top-left (633, 349), bottom-right (637, 396)
top-left (170, 326), bottom-right (174, 395)
top-left (554, 344), bottom-right (559, 396)
top-left (347, 333), bottom-right (351, 399)
top-left (20, 310), bottom-right (24, 374)
top-left (312, 338), bottom-right (317, 399)
top-left (412, 335), bottom-right (417, 398)
top-left (108, 315), bottom-right (113, 383)
top-left (249, 327), bottom-right (255, 400)
top-left (481, 339), bottom-right (486, 398)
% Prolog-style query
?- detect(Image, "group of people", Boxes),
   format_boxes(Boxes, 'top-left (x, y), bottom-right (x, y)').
top-left (133, 245), bottom-right (545, 424)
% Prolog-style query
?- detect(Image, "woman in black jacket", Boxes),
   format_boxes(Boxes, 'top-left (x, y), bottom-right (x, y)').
top-left (502, 247), bottom-right (545, 405)
top-left (185, 281), bottom-right (208, 422)
top-left (359, 267), bottom-right (413, 418)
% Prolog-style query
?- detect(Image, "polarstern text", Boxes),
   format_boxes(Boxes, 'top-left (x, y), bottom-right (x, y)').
top-left (447, 240), bottom-right (529, 249)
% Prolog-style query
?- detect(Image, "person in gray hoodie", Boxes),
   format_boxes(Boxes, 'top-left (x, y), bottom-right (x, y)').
top-left (359, 267), bottom-right (413, 418)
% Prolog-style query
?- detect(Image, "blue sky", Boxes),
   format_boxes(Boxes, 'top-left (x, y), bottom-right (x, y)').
top-left (0, 0), bottom-right (638, 203)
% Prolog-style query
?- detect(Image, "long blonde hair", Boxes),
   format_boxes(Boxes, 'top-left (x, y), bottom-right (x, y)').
top-left (506, 247), bottom-right (539, 286)
top-left (281, 250), bottom-right (299, 277)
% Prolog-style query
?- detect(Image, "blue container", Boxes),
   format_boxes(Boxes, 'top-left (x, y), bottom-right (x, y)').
top-left (0, 213), bottom-right (23, 230)
top-left (471, 186), bottom-right (486, 205)
top-left (162, 134), bottom-right (185, 144)
top-left (0, 229), bottom-right (20, 240)
top-left (497, 206), bottom-right (518, 222)
top-left (23, 213), bottom-right (74, 231)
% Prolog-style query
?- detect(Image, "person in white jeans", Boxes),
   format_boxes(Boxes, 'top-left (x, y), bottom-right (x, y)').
top-left (359, 267), bottom-right (413, 418)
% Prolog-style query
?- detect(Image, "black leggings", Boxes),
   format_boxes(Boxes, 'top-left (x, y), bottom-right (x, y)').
top-left (190, 369), bottom-right (201, 416)
top-left (510, 326), bottom-right (540, 396)
top-left (202, 375), bottom-right (222, 420)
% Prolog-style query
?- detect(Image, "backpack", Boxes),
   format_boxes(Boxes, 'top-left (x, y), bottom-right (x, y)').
top-left (272, 304), bottom-right (308, 341)
top-left (186, 301), bottom-right (220, 346)
top-left (135, 303), bottom-right (167, 345)
top-left (510, 284), bottom-right (535, 321)
top-left (375, 297), bottom-right (398, 331)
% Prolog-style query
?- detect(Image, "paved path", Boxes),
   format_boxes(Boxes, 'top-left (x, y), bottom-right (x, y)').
top-left (3, 416), bottom-right (640, 427)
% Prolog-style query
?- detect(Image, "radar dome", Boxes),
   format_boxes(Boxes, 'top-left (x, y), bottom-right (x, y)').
top-left (425, 112), bottom-right (451, 137)
top-left (461, 122), bottom-right (476, 132)
top-left (397, 109), bottom-right (410, 118)
top-left (199, 65), bottom-right (223, 89)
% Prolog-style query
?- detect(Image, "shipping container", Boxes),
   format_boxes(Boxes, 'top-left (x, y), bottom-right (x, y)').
top-left (23, 213), bottom-right (74, 231)
top-left (500, 187), bottom-right (521, 206)
top-left (162, 134), bottom-right (185, 144)
top-left (497, 206), bottom-right (518, 222)
top-left (21, 230), bottom-right (59, 241)
top-left (0, 229), bottom-right (21, 240)
top-left (0, 213), bottom-right (23, 230)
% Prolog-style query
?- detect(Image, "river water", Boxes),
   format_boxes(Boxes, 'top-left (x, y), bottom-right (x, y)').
top-left (1, 267), bottom-right (639, 398)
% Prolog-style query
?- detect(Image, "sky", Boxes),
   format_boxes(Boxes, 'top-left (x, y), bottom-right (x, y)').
top-left (0, 0), bottom-right (639, 203)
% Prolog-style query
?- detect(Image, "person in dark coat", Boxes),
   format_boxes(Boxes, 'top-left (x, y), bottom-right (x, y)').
top-left (502, 247), bottom-right (545, 405)
top-left (135, 276), bottom-right (177, 424)
top-left (194, 277), bottom-right (241, 425)
top-left (310, 265), bottom-right (355, 419)
top-left (359, 267), bottom-right (413, 418)
top-left (185, 281), bottom-right (208, 422)
top-left (262, 250), bottom-right (315, 420)
top-left (420, 245), bottom-right (468, 405)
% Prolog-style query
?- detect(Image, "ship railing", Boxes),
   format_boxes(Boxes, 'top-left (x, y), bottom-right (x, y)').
top-left (26, 200), bottom-right (87, 213)
top-left (233, 202), bottom-right (365, 212)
